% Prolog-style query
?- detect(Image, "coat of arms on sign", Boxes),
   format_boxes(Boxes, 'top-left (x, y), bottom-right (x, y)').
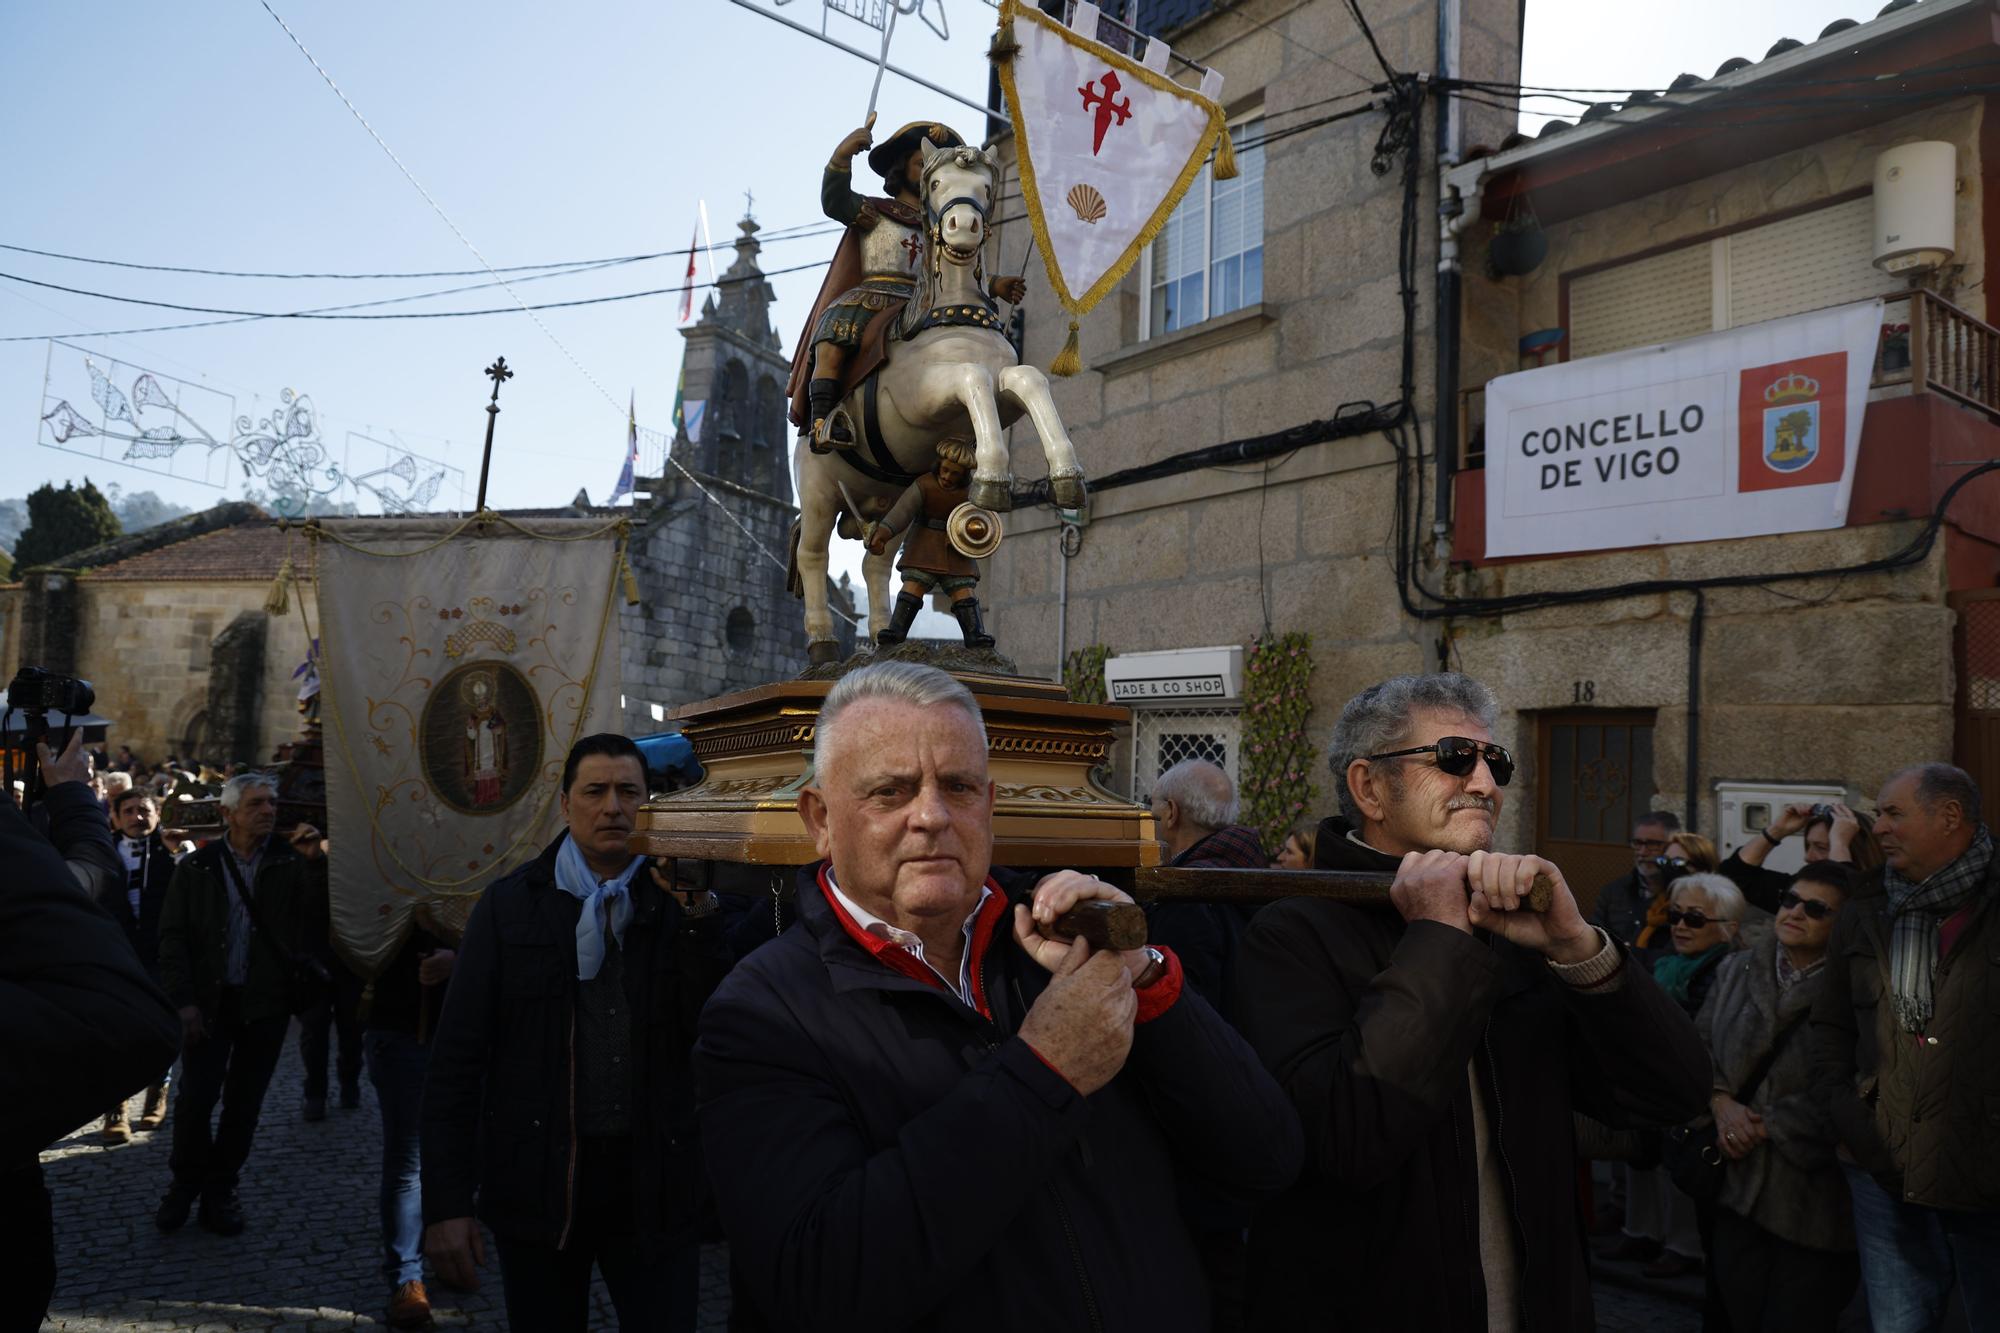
top-left (1735, 352), bottom-right (1847, 494)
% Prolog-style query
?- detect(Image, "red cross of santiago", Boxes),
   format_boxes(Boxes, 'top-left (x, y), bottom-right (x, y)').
top-left (902, 232), bottom-right (922, 268)
top-left (1078, 70), bottom-right (1132, 156)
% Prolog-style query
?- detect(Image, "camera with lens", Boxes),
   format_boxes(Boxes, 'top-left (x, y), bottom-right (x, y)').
top-left (3, 666), bottom-right (97, 809)
top-left (7, 666), bottom-right (95, 721)
top-left (1808, 803), bottom-right (1836, 824)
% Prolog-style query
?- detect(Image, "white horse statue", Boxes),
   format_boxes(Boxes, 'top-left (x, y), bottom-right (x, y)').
top-left (793, 140), bottom-right (1087, 665)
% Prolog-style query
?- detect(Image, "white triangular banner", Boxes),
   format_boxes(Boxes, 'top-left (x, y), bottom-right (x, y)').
top-left (998, 0), bottom-right (1227, 317)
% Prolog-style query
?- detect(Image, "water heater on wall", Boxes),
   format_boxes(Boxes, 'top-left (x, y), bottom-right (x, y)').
top-left (1873, 141), bottom-right (1958, 275)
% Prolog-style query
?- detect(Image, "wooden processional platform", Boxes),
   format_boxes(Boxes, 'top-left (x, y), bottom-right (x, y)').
top-left (630, 673), bottom-right (1159, 871)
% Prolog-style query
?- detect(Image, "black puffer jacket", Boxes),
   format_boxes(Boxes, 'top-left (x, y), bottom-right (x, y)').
top-left (695, 864), bottom-right (1303, 1333)
top-left (420, 835), bottom-right (735, 1246)
top-left (1230, 818), bottom-right (1712, 1332)
top-left (1, 784), bottom-right (179, 1157)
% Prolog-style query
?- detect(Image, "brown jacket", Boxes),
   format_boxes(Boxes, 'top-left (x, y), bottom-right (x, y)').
top-left (883, 474), bottom-right (975, 580)
top-left (1810, 861), bottom-right (2000, 1210)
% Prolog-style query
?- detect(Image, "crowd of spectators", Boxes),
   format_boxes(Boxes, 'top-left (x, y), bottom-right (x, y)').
top-left (15, 673), bottom-right (1998, 1333)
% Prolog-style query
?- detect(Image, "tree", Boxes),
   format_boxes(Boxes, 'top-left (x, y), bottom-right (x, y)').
top-left (11, 479), bottom-right (122, 569)
top-left (102, 483), bottom-right (193, 534)
top-left (0, 496), bottom-right (27, 555)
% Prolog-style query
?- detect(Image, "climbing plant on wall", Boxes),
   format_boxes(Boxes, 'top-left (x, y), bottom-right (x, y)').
top-left (1242, 632), bottom-right (1317, 851)
top-left (1063, 644), bottom-right (1111, 705)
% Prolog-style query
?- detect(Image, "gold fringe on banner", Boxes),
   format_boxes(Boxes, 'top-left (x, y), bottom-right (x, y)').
top-left (264, 556), bottom-right (294, 616)
top-left (1214, 127), bottom-right (1239, 181)
top-left (1051, 319), bottom-right (1083, 377)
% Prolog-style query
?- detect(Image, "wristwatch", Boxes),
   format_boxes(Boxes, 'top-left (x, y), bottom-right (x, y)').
top-left (675, 889), bottom-right (720, 920)
top-left (1759, 827), bottom-right (1784, 848)
top-left (1133, 946), bottom-right (1167, 990)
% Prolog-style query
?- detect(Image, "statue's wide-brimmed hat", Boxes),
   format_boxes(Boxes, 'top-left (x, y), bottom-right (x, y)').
top-left (868, 121), bottom-right (965, 181)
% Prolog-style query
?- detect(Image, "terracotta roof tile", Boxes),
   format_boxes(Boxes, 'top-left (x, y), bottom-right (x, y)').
top-left (82, 521), bottom-right (300, 582)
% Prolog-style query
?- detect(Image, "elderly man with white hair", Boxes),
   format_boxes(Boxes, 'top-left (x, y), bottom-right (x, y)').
top-left (154, 772), bottom-right (326, 1238)
top-left (695, 662), bottom-right (1302, 1332)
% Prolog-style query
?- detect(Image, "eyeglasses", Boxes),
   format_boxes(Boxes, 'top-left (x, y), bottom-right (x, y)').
top-left (1364, 736), bottom-right (1514, 786)
top-left (1652, 856), bottom-right (1691, 873)
top-left (1630, 837), bottom-right (1669, 852)
top-left (1777, 890), bottom-right (1836, 920)
top-left (1666, 907), bottom-right (1728, 928)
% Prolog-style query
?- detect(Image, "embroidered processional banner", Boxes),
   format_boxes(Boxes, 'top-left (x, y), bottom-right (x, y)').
top-left (993, 0), bottom-right (1230, 372)
top-left (308, 516), bottom-right (629, 975)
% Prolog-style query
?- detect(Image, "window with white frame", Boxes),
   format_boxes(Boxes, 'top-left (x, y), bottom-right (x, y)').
top-left (1145, 115), bottom-right (1264, 338)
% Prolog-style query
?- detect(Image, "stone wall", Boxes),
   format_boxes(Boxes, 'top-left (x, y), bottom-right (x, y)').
top-left (69, 580), bottom-right (312, 765)
top-left (617, 471), bottom-right (834, 734)
top-left (980, 0), bottom-right (1966, 844)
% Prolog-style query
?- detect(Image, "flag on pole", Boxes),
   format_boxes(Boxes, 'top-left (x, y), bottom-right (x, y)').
top-left (611, 391), bottom-right (638, 503)
top-left (993, 0), bottom-right (1232, 375)
top-left (671, 361), bottom-right (707, 446)
top-left (677, 223), bottom-right (700, 324)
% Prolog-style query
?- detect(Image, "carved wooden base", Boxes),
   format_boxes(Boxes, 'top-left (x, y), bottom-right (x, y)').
top-left (631, 672), bottom-right (1158, 869)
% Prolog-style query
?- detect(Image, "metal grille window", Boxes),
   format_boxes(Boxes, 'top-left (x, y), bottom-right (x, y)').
top-left (1143, 116), bottom-right (1264, 337)
top-left (1130, 707), bottom-right (1241, 800)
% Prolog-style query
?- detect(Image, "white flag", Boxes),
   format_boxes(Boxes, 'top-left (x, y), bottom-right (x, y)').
top-left (996, 0), bottom-right (1229, 365)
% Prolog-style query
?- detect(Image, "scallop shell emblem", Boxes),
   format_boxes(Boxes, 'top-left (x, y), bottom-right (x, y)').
top-left (1066, 183), bottom-right (1107, 225)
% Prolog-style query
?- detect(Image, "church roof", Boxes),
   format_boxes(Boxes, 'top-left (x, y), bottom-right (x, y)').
top-left (83, 516), bottom-right (291, 582)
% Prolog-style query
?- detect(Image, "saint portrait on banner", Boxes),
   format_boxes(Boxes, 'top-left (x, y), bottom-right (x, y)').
top-left (421, 659), bottom-right (542, 816)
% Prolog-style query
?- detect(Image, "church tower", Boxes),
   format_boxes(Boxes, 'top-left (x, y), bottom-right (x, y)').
top-left (618, 212), bottom-right (852, 733)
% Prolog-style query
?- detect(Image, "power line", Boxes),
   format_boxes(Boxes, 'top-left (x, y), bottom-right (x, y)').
top-left (251, 0), bottom-right (837, 617)
top-left (0, 224), bottom-right (839, 282)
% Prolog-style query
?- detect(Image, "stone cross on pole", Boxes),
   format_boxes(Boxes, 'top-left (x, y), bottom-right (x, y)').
top-left (475, 355), bottom-right (512, 512)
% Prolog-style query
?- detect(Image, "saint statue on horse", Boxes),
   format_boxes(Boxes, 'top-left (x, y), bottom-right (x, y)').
top-left (787, 115), bottom-right (1029, 452)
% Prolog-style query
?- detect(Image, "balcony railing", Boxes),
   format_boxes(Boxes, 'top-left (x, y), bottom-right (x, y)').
top-left (1458, 290), bottom-right (2000, 469)
top-left (1878, 289), bottom-right (2000, 421)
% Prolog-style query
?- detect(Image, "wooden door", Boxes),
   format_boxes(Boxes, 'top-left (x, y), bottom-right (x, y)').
top-left (1953, 590), bottom-right (2000, 829)
top-left (1536, 710), bottom-right (1657, 917)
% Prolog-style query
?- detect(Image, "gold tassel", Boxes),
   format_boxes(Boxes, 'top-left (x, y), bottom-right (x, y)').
top-left (1214, 127), bottom-right (1240, 181)
top-left (1050, 319), bottom-right (1083, 377)
top-left (264, 557), bottom-right (293, 616)
top-left (619, 552), bottom-right (641, 606)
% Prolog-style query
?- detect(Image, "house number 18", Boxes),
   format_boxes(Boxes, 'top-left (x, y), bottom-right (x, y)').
top-left (1573, 680), bottom-right (1597, 704)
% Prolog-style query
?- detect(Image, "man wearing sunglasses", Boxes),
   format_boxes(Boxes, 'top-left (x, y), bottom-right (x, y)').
top-left (1230, 672), bottom-right (1710, 1332)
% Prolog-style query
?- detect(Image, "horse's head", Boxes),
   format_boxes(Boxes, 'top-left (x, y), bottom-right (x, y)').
top-left (920, 141), bottom-right (998, 266)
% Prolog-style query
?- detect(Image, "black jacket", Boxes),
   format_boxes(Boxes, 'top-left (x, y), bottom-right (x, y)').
top-left (695, 864), bottom-right (1304, 1333)
top-left (1, 784), bottom-right (179, 1158)
top-left (97, 830), bottom-right (175, 976)
top-left (419, 836), bottom-right (734, 1247)
top-left (1230, 819), bottom-right (1712, 1332)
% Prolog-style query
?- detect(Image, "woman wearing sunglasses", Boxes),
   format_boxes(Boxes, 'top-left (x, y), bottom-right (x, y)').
top-left (1616, 874), bottom-right (1747, 1284)
top-left (1696, 860), bottom-right (1858, 1331)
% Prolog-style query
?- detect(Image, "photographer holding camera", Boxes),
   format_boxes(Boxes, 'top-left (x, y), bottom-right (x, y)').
top-left (2, 727), bottom-right (180, 1332)
top-left (1721, 800), bottom-right (1883, 913)
top-left (154, 771), bottom-right (327, 1239)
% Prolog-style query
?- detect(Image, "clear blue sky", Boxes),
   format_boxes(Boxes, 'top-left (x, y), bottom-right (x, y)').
top-left (1, 0), bottom-right (1866, 534)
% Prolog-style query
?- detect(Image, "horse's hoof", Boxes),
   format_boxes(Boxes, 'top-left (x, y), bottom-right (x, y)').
top-left (1049, 471), bottom-right (1088, 510)
top-left (968, 477), bottom-right (1015, 512)
top-left (807, 639), bottom-right (843, 666)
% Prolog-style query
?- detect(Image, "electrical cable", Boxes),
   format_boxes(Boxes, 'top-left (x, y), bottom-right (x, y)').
top-left (0, 255), bottom-right (838, 325)
top-left (0, 225), bottom-right (839, 281)
top-left (245, 0), bottom-right (847, 621)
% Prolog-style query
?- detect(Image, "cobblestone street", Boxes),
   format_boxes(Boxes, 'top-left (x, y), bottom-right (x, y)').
top-left (37, 1022), bottom-right (727, 1332)
top-left (40, 1021), bottom-right (1703, 1331)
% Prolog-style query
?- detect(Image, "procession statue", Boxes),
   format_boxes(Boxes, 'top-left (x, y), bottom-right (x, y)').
top-left (863, 439), bottom-right (999, 649)
top-left (789, 117), bottom-right (1089, 666)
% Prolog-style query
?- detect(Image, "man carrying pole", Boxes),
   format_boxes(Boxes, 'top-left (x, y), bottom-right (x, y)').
top-left (1227, 672), bottom-right (1711, 1332)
